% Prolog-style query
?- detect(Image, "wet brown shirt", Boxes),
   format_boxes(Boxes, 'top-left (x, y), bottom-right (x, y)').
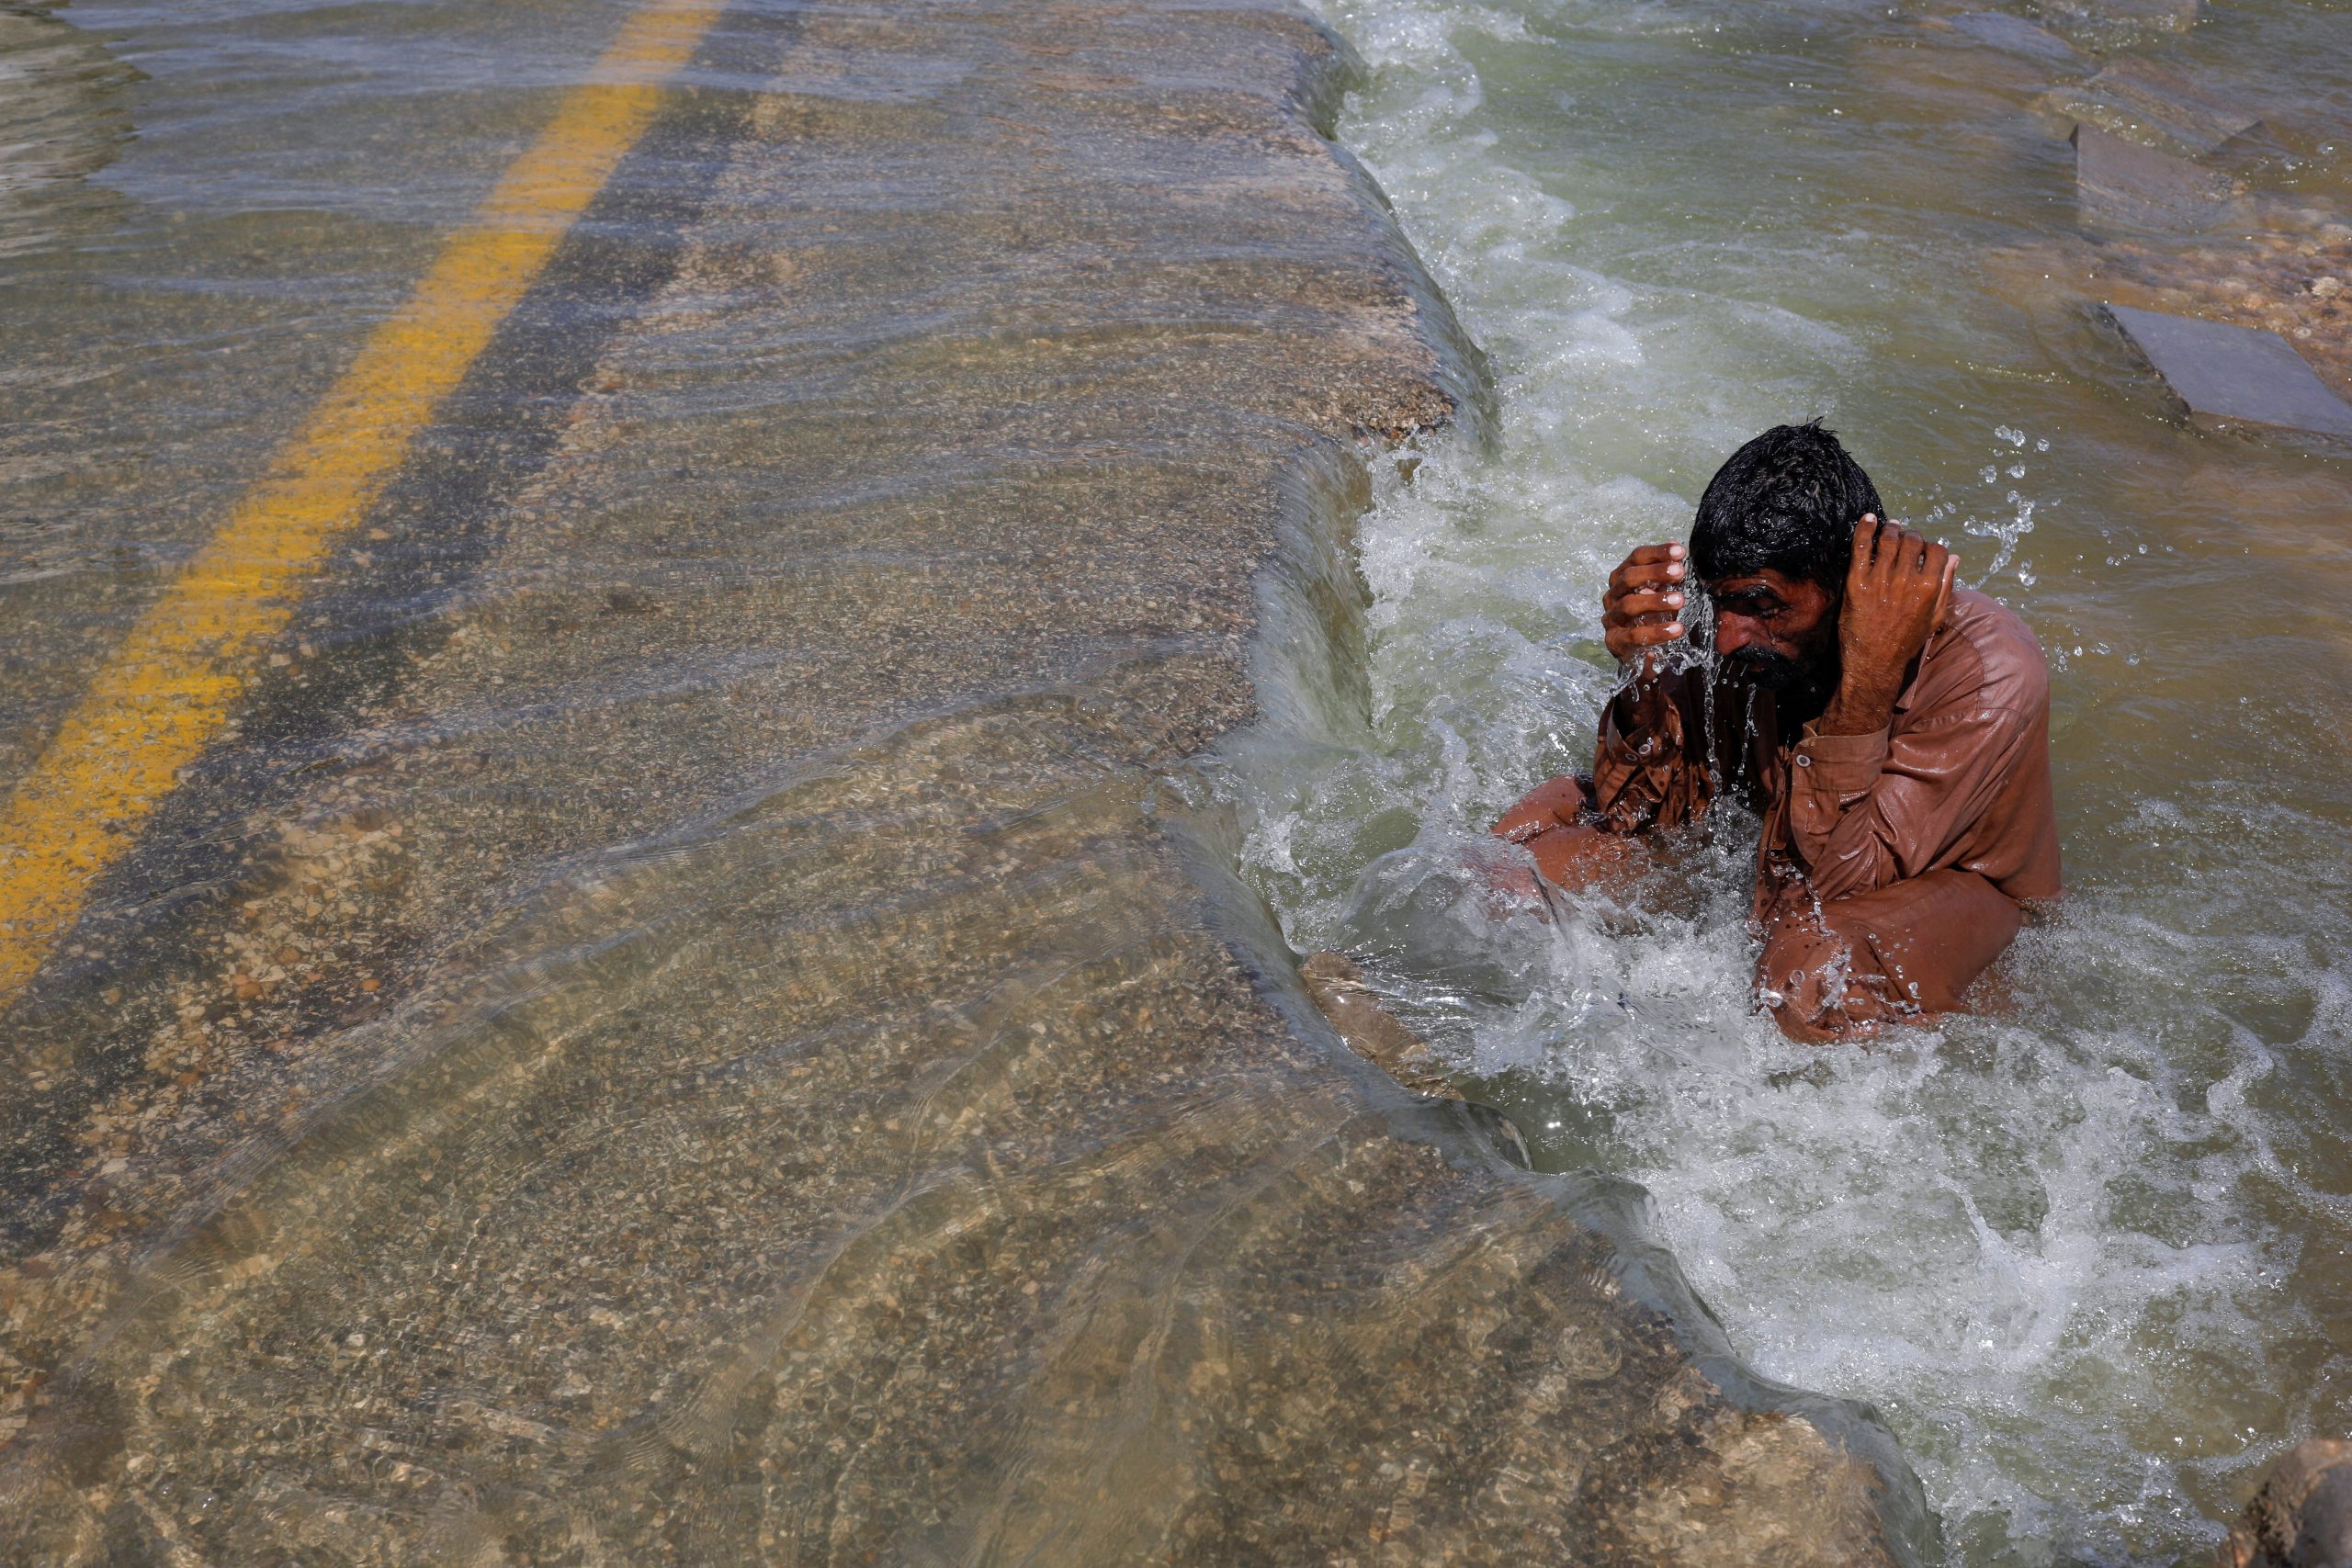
top-left (1589, 586), bottom-right (2063, 923)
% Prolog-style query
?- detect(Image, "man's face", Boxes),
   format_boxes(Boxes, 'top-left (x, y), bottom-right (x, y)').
top-left (1702, 569), bottom-right (1839, 693)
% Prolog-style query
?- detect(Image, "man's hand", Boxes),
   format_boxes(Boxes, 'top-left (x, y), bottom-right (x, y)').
top-left (1818, 515), bottom-right (1956, 738)
top-left (1602, 542), bottom-right (1689, 672)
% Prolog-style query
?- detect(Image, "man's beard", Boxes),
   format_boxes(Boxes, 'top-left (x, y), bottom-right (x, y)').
top-left (1721, 646), bottom-right (1813, 693)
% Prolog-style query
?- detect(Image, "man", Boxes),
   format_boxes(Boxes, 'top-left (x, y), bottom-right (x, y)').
top-left (1493, 422), bottom-right (2061, 1043)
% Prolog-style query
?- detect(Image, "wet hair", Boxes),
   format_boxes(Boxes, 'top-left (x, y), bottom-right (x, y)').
top-left (1688, 420), bottom-right (1882, 591)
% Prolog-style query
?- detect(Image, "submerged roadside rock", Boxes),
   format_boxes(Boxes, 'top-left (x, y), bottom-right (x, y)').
top-left (0, 0), bottom-right (1920, 1561)
top-left (2217, 1439), bottom-right (2352, 1568)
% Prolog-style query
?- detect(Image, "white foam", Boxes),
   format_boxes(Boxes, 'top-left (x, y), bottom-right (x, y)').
top-left (1230, 0), bottom-right (2337, 1559)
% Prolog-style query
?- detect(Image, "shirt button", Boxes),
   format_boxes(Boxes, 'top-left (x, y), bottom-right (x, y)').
top-left (1794, 754), bottom-right (1812, 768)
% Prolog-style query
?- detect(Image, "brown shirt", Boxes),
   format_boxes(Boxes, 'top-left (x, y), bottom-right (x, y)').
top-left (1589, 586), bottom-right (2063, 923)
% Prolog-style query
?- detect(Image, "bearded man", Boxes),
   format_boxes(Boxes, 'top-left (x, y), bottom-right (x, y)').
top-left (1493, 422), bottom-right (2062, 1043)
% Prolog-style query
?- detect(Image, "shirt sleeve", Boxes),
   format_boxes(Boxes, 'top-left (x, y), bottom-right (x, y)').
top-left (1590, 667), bottom-right (1713, 834)
top-left (1784, 703), bottom-right (2035, 902)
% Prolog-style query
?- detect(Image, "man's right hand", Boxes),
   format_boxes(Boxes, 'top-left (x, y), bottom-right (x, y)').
top-left (1601, 542), bottom-right (1690, 671)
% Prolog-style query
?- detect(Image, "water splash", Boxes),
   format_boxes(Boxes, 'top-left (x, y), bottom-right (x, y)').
top-left (1955, 426), bottom-right (2052, 590)
top-left (1237, 0), bottom-right (2350, 1560)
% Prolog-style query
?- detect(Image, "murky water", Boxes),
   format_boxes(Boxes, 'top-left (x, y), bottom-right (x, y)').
top-left (6, 0), bottom-right (2349, 1559)
top-left (12, 1), bottom-right (1914, 1562)
top-left (1217, 0), bottom-right (2352, 1562)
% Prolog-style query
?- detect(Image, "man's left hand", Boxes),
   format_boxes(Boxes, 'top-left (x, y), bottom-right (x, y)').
top-left (1818, 514), bottom-right (1955, 738)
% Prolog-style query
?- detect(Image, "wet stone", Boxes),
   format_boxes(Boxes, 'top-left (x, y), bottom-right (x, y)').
top-left (1298, 950), bottom-right (1534, 1167)
top-left (2072, 122), bottom-right (2228, 231)
top-left (2079, 57), bottom-right (2269, 157)
top-left (2041, 0), bottom-right (2201, 36)
top-left (1949, 12), bottom-right (2083, 67)
top-left (2105, 303), bottom-right (2352, 438)
top-left (2215, 1438), bottom-right (2352, 1568)
top-left (1298, 950), bottom-right (1462, 1101)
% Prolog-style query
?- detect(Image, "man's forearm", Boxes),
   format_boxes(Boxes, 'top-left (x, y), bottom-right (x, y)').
top-left (1590, 666), bottom-right (1711, 834)
top-left (1607, 678), bottom-right (1659, 739)
top-left (1815, 671), bottom-right (1901, 739)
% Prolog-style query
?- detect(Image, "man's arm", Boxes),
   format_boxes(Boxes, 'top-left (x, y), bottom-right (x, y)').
top-left (1785, 703), bottom-right (2037, 902)
top-left (1493, 542), bottom-right (1713, 845)
top-left (1588, 664), bottom-right (1711, 834)
top-left (1783, 517), bottom-right (2030, 901)
top-left (1589, 541), bottom-right (1714, 833)
top-left (1814, 515), bottom-right (1955, 742)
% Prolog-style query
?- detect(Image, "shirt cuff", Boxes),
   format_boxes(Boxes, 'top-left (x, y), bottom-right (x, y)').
top-left (1607, 679), bottom-right (1674, 733)
top-left (1792, 725), bottom-right (1887, 796)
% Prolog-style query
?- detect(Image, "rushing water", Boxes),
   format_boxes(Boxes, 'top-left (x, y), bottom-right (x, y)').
top-left (6, 0), bottom-right (2349, 1559)
top-left (1216, 0), bottom-right (2352, 1562)
top-left (15, 2), bottom-right (1870, 1561)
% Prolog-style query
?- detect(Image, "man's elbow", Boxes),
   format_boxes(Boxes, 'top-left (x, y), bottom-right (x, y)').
top-left (1491, 774), bottom-right (1596, 840)
top-left (1763, 994), bottom-right (1856, 1045)
top-left (1754, 897), bottom-right (1896, 1045)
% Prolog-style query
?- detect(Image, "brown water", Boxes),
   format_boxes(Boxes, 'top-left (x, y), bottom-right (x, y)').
top-left (4, 0), bottom-right (2349, 1562)
top-left (14, 2), bottom-right (1904, 1563)
top-left (1216, 0), bottom-right (2352, 1562)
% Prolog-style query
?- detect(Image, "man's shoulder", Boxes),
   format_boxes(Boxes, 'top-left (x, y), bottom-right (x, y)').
top-left (1914, 585), bottom-right (2049, 718)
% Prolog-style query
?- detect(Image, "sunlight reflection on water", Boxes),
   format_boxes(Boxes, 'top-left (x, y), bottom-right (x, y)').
top-left (1220, 0), bottom-right (2352, 1559)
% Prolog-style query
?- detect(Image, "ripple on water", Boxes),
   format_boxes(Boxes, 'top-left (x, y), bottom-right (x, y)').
top-left (0, 10), bottom-right (132, 262)
top-left (1227, 0), bottom-right (2352, 1559)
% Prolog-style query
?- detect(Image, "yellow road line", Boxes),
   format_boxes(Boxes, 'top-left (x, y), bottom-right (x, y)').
top-left (0, 0), bottom-right (728, 1006)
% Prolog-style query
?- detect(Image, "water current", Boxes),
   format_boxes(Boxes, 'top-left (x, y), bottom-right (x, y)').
top-left (5, 0), bottom-right (2350, 1561)
top-left (1216, 0), bottom-right (2352, 1562)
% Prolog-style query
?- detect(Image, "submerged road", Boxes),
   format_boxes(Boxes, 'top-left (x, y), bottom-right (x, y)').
top-left (4, 0), bottom-right (1920, 1560)
top-left (0, 0), bottom-right (728, 1002)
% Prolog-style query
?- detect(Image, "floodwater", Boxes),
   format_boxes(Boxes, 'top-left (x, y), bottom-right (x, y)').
top-left (1216, 0), bottom-right (2352, 1562)
top-left (4, 0), bottom-right (2348, 1562)
top-left (12, 1), bottom-right (1853, 1562)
